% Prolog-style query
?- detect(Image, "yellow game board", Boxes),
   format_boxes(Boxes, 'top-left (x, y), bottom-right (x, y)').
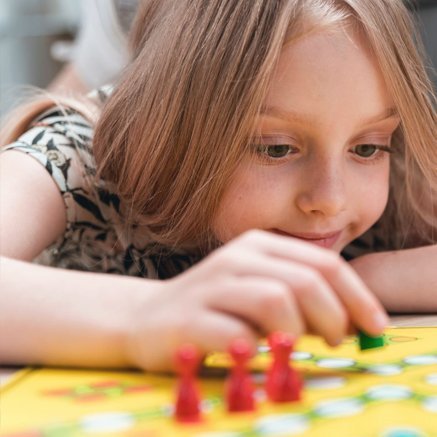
top-left (1, 327), bottom-right (437, 436)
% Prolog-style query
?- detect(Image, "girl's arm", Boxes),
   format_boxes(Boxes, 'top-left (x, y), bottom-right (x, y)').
top-left (0, 151), bottom-right (157, 367)
top-left (0, 256), bottom-right (160, 368)
top-left (0, 150), bottom-right (66, 261)
top-left (349, 246), bottom-right (437, 313)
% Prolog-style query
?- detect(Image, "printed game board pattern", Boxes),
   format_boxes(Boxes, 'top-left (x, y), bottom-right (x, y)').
top-left (1, 328), bottom-right (436, 437)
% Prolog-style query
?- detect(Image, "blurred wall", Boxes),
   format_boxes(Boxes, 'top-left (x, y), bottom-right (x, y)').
top-left (0, 0), bottom-right (79, 116)
top-left (417, 6), bottom-right (437, 89)
top-left (0, 1), bottom-right (435, 119)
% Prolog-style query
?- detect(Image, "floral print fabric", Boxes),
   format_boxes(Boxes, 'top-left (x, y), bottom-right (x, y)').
top-left (2, 101), bottom-right (200, 279)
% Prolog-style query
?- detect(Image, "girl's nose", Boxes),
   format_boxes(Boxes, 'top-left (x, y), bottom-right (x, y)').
top-left (295, 160), bottom-right (346, 217)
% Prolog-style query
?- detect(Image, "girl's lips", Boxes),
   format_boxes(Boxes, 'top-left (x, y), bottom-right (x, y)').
top-left (271, 229), bottom-right (342, 249)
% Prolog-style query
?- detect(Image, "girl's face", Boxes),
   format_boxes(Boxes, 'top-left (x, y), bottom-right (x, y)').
top-left (213, 27), bottom-right (400, 253)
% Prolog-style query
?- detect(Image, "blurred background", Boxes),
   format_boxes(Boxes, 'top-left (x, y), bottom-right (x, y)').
top-left (418, 1), bottom-right (437, 91)
top-left (0, 0), bottom-right (80, 117)
top-left (0, 0), bottom-right (436, 119)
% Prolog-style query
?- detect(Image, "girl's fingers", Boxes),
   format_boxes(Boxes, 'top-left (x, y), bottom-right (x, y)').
top-left (202, 259), bottom-right (349, 346)
top-left (185, 310), bottom-right (259, 356)
top-left (228, 231), bottom-right (388, 336)
top-left (203, 277), bottom-right (305, 337)
top-left (321, 262), bottom-right (388, 336)
top-left (137, 309), bottom-right (259, 372)
top-left (285, 267), bottom-right (349, 346)
top-left (249, 260), bottom-right (349, 345)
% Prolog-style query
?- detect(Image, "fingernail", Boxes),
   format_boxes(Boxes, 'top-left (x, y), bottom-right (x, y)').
top-left (373, 313), bottom-right (389, 332)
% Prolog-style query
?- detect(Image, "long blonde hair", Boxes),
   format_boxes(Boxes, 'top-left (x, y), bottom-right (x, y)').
top-left (2, 0), bottom-right (436, 252)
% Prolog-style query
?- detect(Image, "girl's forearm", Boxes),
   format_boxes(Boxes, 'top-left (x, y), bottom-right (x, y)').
top-left (0, 256), bottom-right (160, 368)
top-left (349, 244), bottom-right (437, 313)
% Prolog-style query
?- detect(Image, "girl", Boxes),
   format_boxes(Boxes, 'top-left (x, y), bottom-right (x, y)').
top-left (0, 0), bottom-right (436, 372)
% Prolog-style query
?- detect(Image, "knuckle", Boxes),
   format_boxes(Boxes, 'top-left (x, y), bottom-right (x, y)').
top-left (212, 247), bottom-right (239, 269)
top-left (258, 285), bottom-right (289, 312)
top-left (297, 268), bottom-right (323, 292)
top-left (220, 324), bottom-right (256, 350)
top-left (212, 250), bottom-right (228, 269)
top-left (238, 229), bottom-right (263, 244)
top-left (319, 252), bottom-right (343, 277)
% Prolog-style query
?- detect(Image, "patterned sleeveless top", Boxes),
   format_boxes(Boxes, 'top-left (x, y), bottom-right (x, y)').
top-left (2, 89), bottom-right (388, 278)
top-left (2, 89), bottom-right (201, 278)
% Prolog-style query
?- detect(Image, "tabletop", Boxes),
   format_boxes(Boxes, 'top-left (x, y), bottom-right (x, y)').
top-left (1, 314), bottom-right (436, 388)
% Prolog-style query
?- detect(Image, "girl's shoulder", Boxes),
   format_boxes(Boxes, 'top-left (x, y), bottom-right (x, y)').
top-left (2, 95), bottom-right (200, 278)
top-left (3, 105), bottom-right (97, 199)
top-left (4, 83), bottom-right (114, 194)
top-left (2, 100), bottom-right (124, 269)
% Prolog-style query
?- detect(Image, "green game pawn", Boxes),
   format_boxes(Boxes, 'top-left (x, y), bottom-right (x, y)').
top-left (358, 330), bottom-right (386, 350)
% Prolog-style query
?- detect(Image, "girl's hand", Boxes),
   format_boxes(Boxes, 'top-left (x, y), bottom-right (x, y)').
top-left (126, 230), bottom-right (388, 371)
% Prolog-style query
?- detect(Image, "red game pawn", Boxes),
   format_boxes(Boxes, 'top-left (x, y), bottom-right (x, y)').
top-left (226, 338), bottom-right (256, 412)
top-left (266, 331), bottom-right (303, 403)
top-left (174, 344), bottom-right (202, 423)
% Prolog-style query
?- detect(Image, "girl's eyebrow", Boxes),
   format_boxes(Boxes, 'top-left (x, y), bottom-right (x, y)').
top-left (359, 107), bottom-right (400, 125)
top-left (260, 106), bottom-right (399, 126)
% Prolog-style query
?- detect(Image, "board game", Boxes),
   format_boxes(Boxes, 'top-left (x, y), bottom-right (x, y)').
top-left (1, 327), bottom-right (437, 436)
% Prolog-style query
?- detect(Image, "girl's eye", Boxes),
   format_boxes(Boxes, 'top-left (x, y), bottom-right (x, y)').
top-left (255, 144), bottom-right (297, 159)
top-left (352, 144), bottom-right (392, 159)
top-left (354, 144), bottom-right (378, 158)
